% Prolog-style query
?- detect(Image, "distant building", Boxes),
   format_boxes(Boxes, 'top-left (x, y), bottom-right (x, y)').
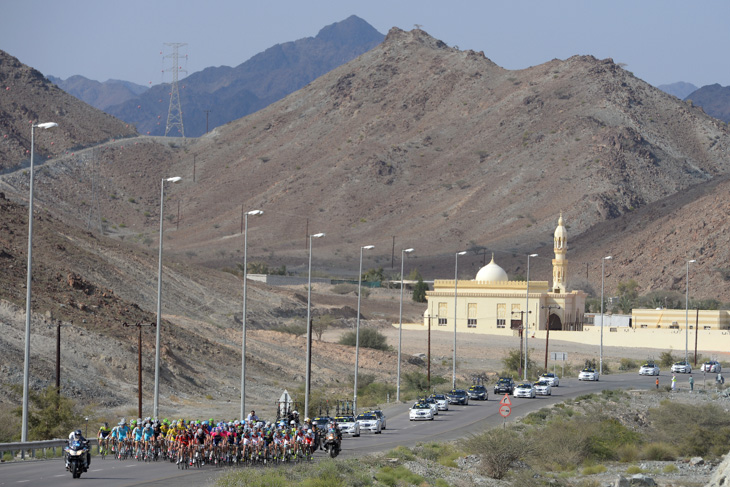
top-left (423, 215), bottom-right (587, 335)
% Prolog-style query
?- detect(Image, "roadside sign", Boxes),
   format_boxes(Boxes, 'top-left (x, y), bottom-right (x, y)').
top-left (499, 394), bottom-right (512, 406)
top-left (550, 352), bottom-right (568, 361)
top-left (499, 405), bottom-right (511, 418)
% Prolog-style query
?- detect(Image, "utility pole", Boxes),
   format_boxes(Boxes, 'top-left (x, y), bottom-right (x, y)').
top-left (123, 322), bottom-right (156, 419)
top-left (49, 320), bottom-right (72, 399)
top-left (542, 305), bottom-right (561, 372)
top-left (204, 110), bottom-right (211, 133)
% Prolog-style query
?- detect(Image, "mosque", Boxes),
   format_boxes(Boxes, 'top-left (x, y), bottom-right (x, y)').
top-left (423, 215), bottom-right (587, 336)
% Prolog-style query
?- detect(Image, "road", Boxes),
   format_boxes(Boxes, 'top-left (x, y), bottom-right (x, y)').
top-left (0, 372), bottom-right (662, 487)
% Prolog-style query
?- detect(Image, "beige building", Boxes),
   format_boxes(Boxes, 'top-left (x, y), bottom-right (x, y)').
top-left (423, 215), bottom-right (587, 336)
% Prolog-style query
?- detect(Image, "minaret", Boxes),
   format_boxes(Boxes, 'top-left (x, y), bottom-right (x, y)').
top-left (552, 213), bottom-right (568, 293)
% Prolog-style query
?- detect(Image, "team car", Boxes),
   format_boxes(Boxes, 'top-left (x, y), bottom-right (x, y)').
top-left (533, 380), bottom-right (552, 396)
top-left (355, 412), bottom-right (382, 433)
top-left (578, 368), bottom-right (599, 381)
top-left (409, 402), bottom-right (435, 421)
top-left (467, 384), bottom-right (488, 401)
top-left (513, 382), bottom-right (536, 398)
top-left (429, 394), bottom-right (450, 411)
top-left (334, 415), bottom-right (360, 437)
top-left (639, 363), bottom-right (660, 376)
top-left (493, 377), bottom-right (515, 395)
top-left (539, 372), bottom-right (560, 387)
top-left (446, 389), bottom-right (469, 405)
top-left (671, 361), bottom-right (692, 374)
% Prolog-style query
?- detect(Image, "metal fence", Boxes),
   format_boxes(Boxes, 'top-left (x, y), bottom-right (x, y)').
top-left (0, 438), bottom-right (98, 462)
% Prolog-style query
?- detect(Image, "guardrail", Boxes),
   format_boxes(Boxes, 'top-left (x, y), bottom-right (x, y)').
top-left (0, 438), bottom-right (98, 462)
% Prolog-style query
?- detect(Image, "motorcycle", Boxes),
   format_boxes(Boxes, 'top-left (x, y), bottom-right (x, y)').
top-left (64, 440), bottom-right (89, 479)
top-left (322, 429), bottom-right (341, 458)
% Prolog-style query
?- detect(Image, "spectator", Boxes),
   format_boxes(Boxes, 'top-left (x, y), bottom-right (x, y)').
top-left (689, 375), bottom-right (694, 393)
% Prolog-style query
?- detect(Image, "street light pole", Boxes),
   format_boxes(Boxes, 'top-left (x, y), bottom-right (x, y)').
top-left (304, 232), bottom-right (325, 420)
top-left (241, 210), bottom-right (263, 420)
top-left (22, 121), bottom-right (57, 442)
top-left (396, 248), bottom-right (414, 402)
top-left (600, 255), bottom-right (612, 375)
top-left (685, 259), bottom-right (696, 364)
top-left (542, 305), bottom-right (561, 371)
top-left (153, 176), bottom-right (182, 419)
top-left (453, 251), bottom-right (467, 389)
top-left (353, 244), bottom-right (374, 415)
top-left (524, 253), bottom-right (537, 381)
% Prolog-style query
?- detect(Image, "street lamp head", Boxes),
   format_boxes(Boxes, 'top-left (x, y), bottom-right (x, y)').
top-left (457, 251), bottom-right (467, 256)
top-left (688, 259), bottom-right (696, 264)
top-left (311, 232), bottom-right (325, 238)
top-left (35, 122), bottom-right (58, 129)
top-left (247, 210), bottom-right (263, 216)
top-left (165, 176), bottom-right (182, 184)
top-left (403, 248), bottom-right (414, 254)
top-left (604, 255), bottom-right (613, 260)
top-left (529, 253), bottom-right (538, 257)
top-left (362, 245), bottom-right (375, 250)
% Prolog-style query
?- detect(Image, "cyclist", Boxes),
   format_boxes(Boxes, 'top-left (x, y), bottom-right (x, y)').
top-left (131, 419), bottom-right (143, 458)
top-left (142, 421), bottom-right (154, 459)
top-left (97, 422), bottom-right (111, 456)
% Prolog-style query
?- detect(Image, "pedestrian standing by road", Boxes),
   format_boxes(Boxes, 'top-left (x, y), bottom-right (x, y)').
top-left (671, 375), bottom-right (677, 392)
top-left (655, 377), bottom-right (659, 389)
top-left (689, 375), bottom-right (694, 393)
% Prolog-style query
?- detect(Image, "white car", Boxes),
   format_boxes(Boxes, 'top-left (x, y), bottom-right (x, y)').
top-left (430, 394), bottom-right (450, 411)
top-left (701, 361), bottom-right (722, 373)
top-left (671, 361), bottom-right (692, 374)
top-left (533, 380), bottom-right (552, 396)
top-left (355, 412), bottom-right (382, 433)
top-left (409, 403), bottom-right (435, 421)
top-left (422, 397), bottom-right (439, 415)
top-left (639, 363), bottom-right (660, 376)
top-left (513, 382), bottom-right (536, 398)
top-left (334, 415), bottom-right (360, 437)
top-left (579, 368), bottom-right (599, 381)
top-left (539, 372), bottom-right (560, 387)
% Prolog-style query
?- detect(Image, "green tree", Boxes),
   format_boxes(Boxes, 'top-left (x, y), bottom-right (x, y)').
top-left (339, 328), bottom-right (389, 351)
top-left (407, 268), bottom-right (423, 281)
top-left (502, 350), bottom-right (536, 376)
top-left (412, 277), bottom-right (428, 303)
top-left (362, 267), bottom-right (384, 283)
top-left (312, 314), bottom-right (336, 341)
top-left (615, 279), bottom-right (639, 311)
top-left (12, 385), bottom-right (81, 441)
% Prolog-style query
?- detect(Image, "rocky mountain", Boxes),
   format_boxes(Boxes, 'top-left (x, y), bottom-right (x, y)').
top-left (3, 25), bottom-right (730, 421)
top-left (0, 50), bottom-right (137, 171)
top-left (103, 15), bottom-right (384, 137)
top-left (47, 75), bottom-right (148, 111)
top-left (657, 81), bottom-right (697, 99)
top-left (684, 83), bottom-right (730, 123)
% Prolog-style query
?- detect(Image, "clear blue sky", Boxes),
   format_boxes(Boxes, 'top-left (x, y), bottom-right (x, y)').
top-left (2, 0), bottom-right (728, 89)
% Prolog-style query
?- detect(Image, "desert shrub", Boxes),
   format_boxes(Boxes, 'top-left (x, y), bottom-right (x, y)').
top-left (332, 283), bottom-right (357, 295)
top-left (501, 349), bottom-right (536, 376)
top-left (663, 464), bottom-right (678, 473)
top-left (582, 464), bottom-right (607, 475)
top-left (461, 427), bottom-right (534, 479)
top-left (402, 372), bottom-right (447, 396)
top-left (617, 444), bottom-right (640, 463)
top-left (375, 466), bottom-right (423, 487)
top-left (648, 401), bottom-right (730, 457)
top-left (641, 442), bottom-right (677, 461)
top-left (11, 385), bottom-right (81, 441)
top-left (658, 351), bottom-right (676, 368)
top-left (386, 445), bottom-right (415, 462)
top-left (413, 442), bottom-right (462, 467)
top-left (0, 407), bottom-right (19, 442)
top-left (600, 389), bottom-right (628, 401)
top-left (275, 324), bottom-right (307, 337)
top-left (356, 380), bottom-right (396, 408)
top-left (339, 328), bottom-right (389, 351)
top-left (619, 358), bottom-right (639, 371)
top-left (522, 408), bottom-right (552, 426)
top-left (625, 465), bottom-right (646, 474)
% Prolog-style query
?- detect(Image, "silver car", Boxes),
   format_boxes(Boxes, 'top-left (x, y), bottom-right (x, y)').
top-left (355, 413), bottom-right (382, 434)
top-left (334, 415), bottom-right (360, 437)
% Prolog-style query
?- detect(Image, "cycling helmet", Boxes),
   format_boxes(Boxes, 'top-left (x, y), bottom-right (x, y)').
top-left (307, 429), bottom-right (312, 433)
top-left (130, 419), bottom-right (137, 426)
top-left (290, 420), bottom-right (296, 425)
top-left (304, 417), bottom-right (311, 423)
top-left (103, 422), bottom-right (109, 428)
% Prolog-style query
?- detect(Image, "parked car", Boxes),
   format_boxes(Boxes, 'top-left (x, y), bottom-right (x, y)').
top-left (579, 368), bottom-right (599, 381)
top-left (539, 372), bottom-right (560, 387)
top-left (467, 384), bottom-right (489, 401)
top-left (533, 380), bottom-right (552, 396)
top-left (639, 363), bottom-right (660, 376)
top-left (355, 412), bottom-right (382, 433)
top-left (430, 394), bottom-right (450, 411)
top-left (446, 389), bottom-right (469, 405)
top-left (701, 361), bottom-right (722, 373)
top-left (409, 403), bottom-right (434, 421)
top-left (513, 382), bottom-right (536, 398)
top-left (671, 361), bottom-right (692, 374)
top-left (493, 377), bottom-right (515, 395)
top-left (368, 409), bottom-right (387, 430)
top-left (334, 415), bottom-right (360, 437)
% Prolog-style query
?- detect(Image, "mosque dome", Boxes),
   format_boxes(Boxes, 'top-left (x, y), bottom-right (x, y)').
top-left (475, 254), bottom-right (509, 282)
top-left (554, 213), bottom-right (567, 240)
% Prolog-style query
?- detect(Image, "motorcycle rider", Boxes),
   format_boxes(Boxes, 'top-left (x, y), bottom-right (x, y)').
top-left (67, 429), bottom-right (91, 471)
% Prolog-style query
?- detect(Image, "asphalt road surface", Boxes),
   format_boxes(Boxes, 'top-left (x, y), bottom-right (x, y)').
top-left (0, 372), bottom-right (664, 487)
